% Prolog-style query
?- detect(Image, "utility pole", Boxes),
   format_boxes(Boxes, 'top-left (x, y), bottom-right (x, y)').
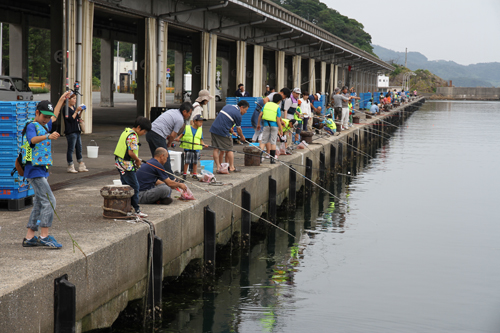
top-left (405, 48), bottom-right (407, 68)
top-left (116, 41), bottom-right (120, 93)
top-left (0, 23), bottom-right (3, 75)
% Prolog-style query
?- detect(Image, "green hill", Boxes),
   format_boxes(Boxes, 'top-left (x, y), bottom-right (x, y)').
top-left (372, 45), bottom-right (499, 87)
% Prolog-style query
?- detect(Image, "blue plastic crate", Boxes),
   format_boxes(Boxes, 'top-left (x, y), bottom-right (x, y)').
top-left (0, 186), bottom-right (29, 199)
top-left (0, 176), bottom-right (27, 189)
top-left (0, 101), bottom-right (28, 109)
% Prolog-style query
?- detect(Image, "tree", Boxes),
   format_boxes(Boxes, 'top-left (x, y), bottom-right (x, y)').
top-left (28, 28), bottom-right (51, 81)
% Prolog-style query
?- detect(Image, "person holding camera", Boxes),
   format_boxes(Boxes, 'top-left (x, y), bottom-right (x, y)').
top-left (63, 93), bottom-right (88, 173)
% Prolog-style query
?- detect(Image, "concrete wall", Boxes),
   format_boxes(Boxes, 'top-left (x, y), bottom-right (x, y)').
top-left (436, 87), bottom-right (500, 100)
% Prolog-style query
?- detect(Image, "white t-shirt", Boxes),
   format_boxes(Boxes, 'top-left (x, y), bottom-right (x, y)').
top-left (189, 102), bottom-right (203, 122)
top-left (300, 98), bottom-right (311, 118)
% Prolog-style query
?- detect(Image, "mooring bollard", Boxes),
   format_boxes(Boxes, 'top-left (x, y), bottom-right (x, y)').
top-left (241, 188), bottom-right (251, 247)
top-left (204, 206), bottom-right (216, 271)
top-left (330, 144), bottom-right (336, 173)
top-left (319, 151), bottom-right (326, 181)
top-left (289, 167), bottom-right (296, 207)
top-left (305, 157), bottom-right (313, 193)
top-left (268, 176), bottom-right (277, 223)
top-left (54, 274), bottom-right (76, 333)
top-left (147, 235), bottom-right (163, 308)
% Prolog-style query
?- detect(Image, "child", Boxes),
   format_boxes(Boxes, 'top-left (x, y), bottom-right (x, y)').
top-left (177, 114), bottom-right (209, 179)
top-left (348, 101), bottom-right (353, 127)
top-left (324, 115), bottom-right (337, 135)
top-left (114, 116), bottom-right (152, 218)
top-left (22, 91), bottom-right (71, 248)
top-left (257, 93), bottom-right (283, 164)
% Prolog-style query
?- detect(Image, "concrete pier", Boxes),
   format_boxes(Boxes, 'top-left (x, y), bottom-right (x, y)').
top-left (0, 98), bottom-right (425, 332)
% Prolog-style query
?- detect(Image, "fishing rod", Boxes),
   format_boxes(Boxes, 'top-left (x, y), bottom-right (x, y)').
top-left (238, 137), bottom-right (349, 206)
top-left (140, 159), bottom-right (297, 239)
top-left (365, 127), bottom-right (392, 139)
top-left (311, 131), bottom-right (374, 160)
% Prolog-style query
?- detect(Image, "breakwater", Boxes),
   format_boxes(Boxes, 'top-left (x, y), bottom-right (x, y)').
top-left (434, 87), bottom-right (500, 100)
top-left (0, 97), bottom-right (425, 333)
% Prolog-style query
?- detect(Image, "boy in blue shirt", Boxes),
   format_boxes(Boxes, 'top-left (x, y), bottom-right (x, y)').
top-left (177, 114), bottom-right (209, 179)
top-left (256, 93), bottom-right (283, 164)
top-left (22, 91), bottom-right (71, 248)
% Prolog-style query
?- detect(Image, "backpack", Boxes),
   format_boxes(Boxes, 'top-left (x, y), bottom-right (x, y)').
top-left (11, 121), bottom-right (49, 177)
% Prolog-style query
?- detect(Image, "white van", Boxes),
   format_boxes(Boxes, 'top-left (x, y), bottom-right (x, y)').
top-left (0, 76), bottom-right (34, 101)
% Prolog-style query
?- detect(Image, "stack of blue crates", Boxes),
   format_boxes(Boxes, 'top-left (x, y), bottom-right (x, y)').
top-left (225, 97), bottom-right (258, 140)
top-left (0, 101), bottom-right (35, 209)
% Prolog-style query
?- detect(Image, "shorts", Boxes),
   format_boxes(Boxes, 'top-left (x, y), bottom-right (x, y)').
top-left (211, 133), bottom-right (233, 151)
top-left (252, 128), bottom-right (263, 142)
top-left (261, 126), bottom-right (279, 145)
top-left (184, 150), bottom-right (200, 164)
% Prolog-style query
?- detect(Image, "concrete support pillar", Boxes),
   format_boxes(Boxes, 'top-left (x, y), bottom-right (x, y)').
top-left (252, 45), bottom-right (264, 98)
top-left (157, 21), bottom-right (168, 108)
top-left (329, 63), bottom-right (334, 95)
top-left (201, 32), bottom-right (217, 119)
top-left (174, 48), bottom-right (184, 103)
top-left (276, 51), bottom-right (285, 90)
top-left (245, 45), bottom-right (254, 96)
top-left (50, 0), bottom-right (64, 128)
top-left (292, 55), bottom-right (301, 89)
top-left (334, 65), bottom-right (339, 89)
top-left (190, 33), bottom-right (202, 104)
top-left (9, 18), bottom-right (29, 80)
top-left (308, 58), bottom-right (315, 94)
top-left (80, 0), bottom-right (94, 133)
top-left (220, 56), bottom-right (229, 100)
top-left (320, 61), bottom-right (326, 94)
top-left (100, 38), bottom-right (114, 107)
top-left (236, 40), bottom-right (246, 91)
top-left (144, 17), bottom-right (157, 118)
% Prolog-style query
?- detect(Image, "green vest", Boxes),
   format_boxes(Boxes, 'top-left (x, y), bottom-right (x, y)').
top-left (262, 102), bottom-right (279, 122)
top-left (180, 125), bottom-right (203, 150)
top-left (325, 118), bottom-right (336, 130)
top-left (294, 107), bottom-right (303, 123)
top-left (282, 118), bottom-right (291, 133)
top-left (114, 128), bottom-right (139, 160)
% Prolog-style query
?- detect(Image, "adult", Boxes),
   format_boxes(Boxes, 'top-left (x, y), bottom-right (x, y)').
top-left (300, 91), bottom-right (312, 131)
top-left (261, 87), bottom-right (290, 105)
top-left (341, 86), bottom-right (359, 130)
top-left (136, 148), bottom-right (186, 205)
top-left (235, 84), bottom-right (250, 97)
top-left (189, 89), bottom-right (213, 126)
top-left (331, 88), bottom-right (343, 120)
top-left (146, 102), bottom-right (193, 180)
top-left (63, 93), bottom-right (88, 173)
top-left (210, 100), bottom-right (249, 172)
top-left (369, 100), bottom-right (380, 115)
top-left (263, 85), bottom-right (271, 97)
top-left (308, 90), bottom-right (319, 114)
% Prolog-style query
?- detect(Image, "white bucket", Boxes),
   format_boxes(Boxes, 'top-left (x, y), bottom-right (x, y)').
top-left (87, 140), bottom-right (99, 158)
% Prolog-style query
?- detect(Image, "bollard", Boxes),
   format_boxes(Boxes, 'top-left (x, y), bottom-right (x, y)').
top-left (289, 167), bottom-right (296, 207)
top-left (241, 188), bottom-right (251, 247)
top-left (147, 235), bottom-right (163, 308)
top-left (319, 151), bottom-right (326, 181)
top-left (330, 144), bottom-right (336, 172)
top-left (305, 157), bottom-right (313, 194)
top-left (204, 206), bottom-right (216, 271)
top-left (54, 274), bottom-right (76, 333)
top-left (268, 176), bottom-right (277, 223)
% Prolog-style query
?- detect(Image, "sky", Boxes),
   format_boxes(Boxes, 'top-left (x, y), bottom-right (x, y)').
top-left (323, 0), bottom-right (500, 66)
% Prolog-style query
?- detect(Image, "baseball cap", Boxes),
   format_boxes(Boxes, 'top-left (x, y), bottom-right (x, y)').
top-left (193, 114), bottom-right (205, 121)
top-left (36, 100), bottom-right (55, 117)
top-left (292, 87), bottom-right (301, 94)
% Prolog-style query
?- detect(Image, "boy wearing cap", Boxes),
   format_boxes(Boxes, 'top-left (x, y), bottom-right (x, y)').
top-left (177, 114), bottom-right (209, 179)
top-left (22, 91), bottom-right (71, 248)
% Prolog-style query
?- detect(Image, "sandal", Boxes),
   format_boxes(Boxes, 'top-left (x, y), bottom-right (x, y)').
top-left (192, 174), bottom-right (199, 180)
top-left (230, 168), bottom-right (241, 173)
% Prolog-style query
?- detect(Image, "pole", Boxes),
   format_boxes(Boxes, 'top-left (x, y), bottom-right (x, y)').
top-left (116, 41), bottom-right (119, 93)
top-left (0, 23), bottom-right (3, 75)
top-left (405, 47), bottom-right (407, 68)
top-left (76, 0), bottom-right (83, 107)
top-left (132, 44), bottom-right (136, 82)
top-left (65, 0), bottom-right (69, 118)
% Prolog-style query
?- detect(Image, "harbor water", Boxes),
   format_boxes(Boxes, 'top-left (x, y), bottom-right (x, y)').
top-left (102, 100), bottom-right (500, 333)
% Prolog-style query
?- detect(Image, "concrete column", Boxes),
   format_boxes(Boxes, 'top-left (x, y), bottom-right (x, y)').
top-left (334, 65), bottom-right (339, 89)
top-left (292, 55), bottom-right (301, 89)
top-left (136, 19), bottom-right (145, 117)
top-left (81, 0), bottom-right (94, 133)
top-left (329, 63), bottom-right (334, 95)
top-left (190, 32), bottom-right (202, 104)
top-left (228, 42), bottom-right (237, 98)
top-left (157, 21), bottom-right (168, 108)
top-left (308, 58), bottom-right (315, 94)
top-left (220, 56), bottom-right (229, 100)
top-left (276, 51), bottom-right (285, 90)
top-left (144, 17), bottom-right (157, 118)
top-left (201, 32), bottom-right (217, 119)
top-left (252, 45), bottom-right (263, 98)
top-left (245, 45), bottom-right (254, 96)
top-left (236, 40), bottom-right (246, 92)
top-left (9, 17), bottom-right (29, 80)
top-left (100, 38), bottom-right (114, 107)
top-left (321, 61), bottom-right (326, 94)
top-left (174, 48), bottom-right (184, 103)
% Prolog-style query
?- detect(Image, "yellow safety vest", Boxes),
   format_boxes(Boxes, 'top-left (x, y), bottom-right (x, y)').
top-left (262, 102), bottom-right (279, 122)
top-left (180, 125), bottom-right (203, 150)
top-left (325, 119), bottom-right (336, 130)
top-left (114, 128), bottom-right (139, 160)
top-left (282, 118), bottom-right (291, 133)
top-left (294, 107), bottom-right (303, 123)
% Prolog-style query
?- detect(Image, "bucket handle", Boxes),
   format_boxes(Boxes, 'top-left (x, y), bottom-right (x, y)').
top-left (89, 140), bottom-right (98, 147)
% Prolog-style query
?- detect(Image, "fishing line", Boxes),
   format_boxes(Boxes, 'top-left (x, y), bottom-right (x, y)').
top-left (140, 160), bottom-right (297, 239)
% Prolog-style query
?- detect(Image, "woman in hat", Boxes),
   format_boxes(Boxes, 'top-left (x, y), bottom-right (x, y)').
top-left (189, 89), bottom-right (214, 126)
